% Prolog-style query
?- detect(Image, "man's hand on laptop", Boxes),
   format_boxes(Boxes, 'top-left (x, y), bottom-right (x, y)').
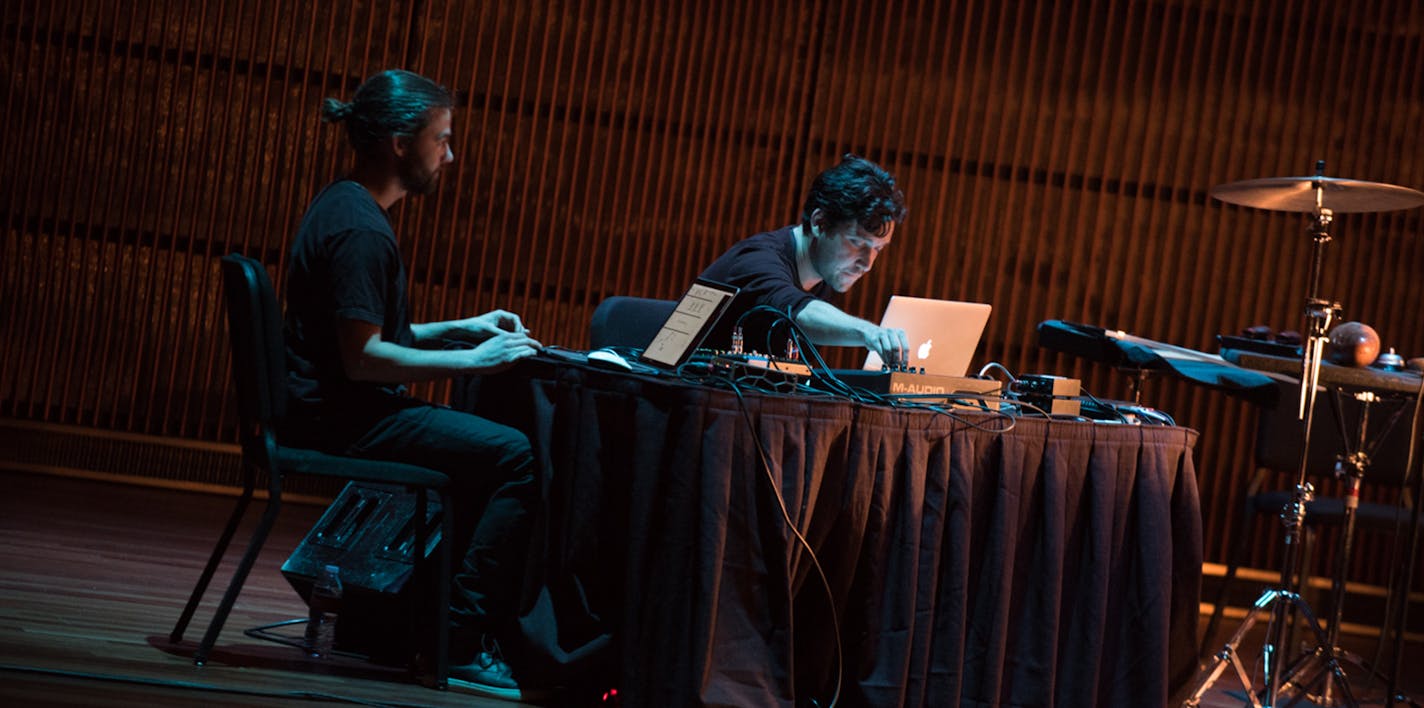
top-left (866, 326), bottom-right (910, 369)
top-left (466, 309), bottom-right (529, 339)
top-left (465, 329), bottom-right (543, 373)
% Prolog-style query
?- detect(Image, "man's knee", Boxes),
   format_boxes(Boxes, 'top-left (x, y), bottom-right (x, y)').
top-left (418, 408), bottom-right (526, 458)
top-left (497, 431), bottom-right (534, 479)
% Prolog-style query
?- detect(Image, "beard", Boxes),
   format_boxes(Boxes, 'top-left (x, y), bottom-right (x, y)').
top-left (813, 249), bottom-right (866, 292)
top-left (398, 154), bottom-right (442, 195)
top-left (826, 269), bottom-right (866, 292)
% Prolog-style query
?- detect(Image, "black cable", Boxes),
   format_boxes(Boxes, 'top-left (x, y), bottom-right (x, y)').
top-left (1078, 389), bottom-right (1134, 424)
top-left (976, 361), bottom-right (1019, 382)
top-left (726, 378), bottom-right (843, 708)
top-left (733, 305), bottom-right (1021, 434)
top-left (1383, 374), bottom-right (1424, 708)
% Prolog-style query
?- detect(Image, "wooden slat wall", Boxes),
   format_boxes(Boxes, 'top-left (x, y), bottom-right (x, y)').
top-left (3, 0), bottom-right (1423, 583)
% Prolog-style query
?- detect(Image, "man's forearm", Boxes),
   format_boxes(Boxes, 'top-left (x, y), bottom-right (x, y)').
top-left (344, 338), bottom-right (479, 383)
top-left (409, 319), bottom-right (466, 345)
top-left (794, 300), bottom-right (877, 345)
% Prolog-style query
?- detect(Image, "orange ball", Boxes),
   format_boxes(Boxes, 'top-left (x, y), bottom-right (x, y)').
top-left (1327, 322), bottom-right (1381, 367)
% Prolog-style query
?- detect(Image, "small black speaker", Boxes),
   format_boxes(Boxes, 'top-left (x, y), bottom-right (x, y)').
top-left (282, 481), bottom-right (444, 663)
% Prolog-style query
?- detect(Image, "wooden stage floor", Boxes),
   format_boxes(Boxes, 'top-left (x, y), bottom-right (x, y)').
top-left (0, 468), bottom-right (1419, 707)
top-left (0, 470), bottom-right (535, 707)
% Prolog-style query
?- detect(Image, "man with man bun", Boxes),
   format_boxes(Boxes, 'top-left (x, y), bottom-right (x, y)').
top-left (283, 69), bottom-right (544, 701)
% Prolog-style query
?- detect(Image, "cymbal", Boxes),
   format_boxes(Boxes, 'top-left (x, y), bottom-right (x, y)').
top-left (1210, 175), bottom-right (1424, 213)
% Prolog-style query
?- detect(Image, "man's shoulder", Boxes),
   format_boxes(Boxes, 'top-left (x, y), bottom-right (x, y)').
top-left (724, 226), bottom-right (795, 258)
top-left (308, 180), bottom-right (387, 221)
top-left (744, 225), bottom-right (796, 245)
top-left (701, 226), bottom-right (798, 288)
top-left (299, 181), bottom-right (394, 242)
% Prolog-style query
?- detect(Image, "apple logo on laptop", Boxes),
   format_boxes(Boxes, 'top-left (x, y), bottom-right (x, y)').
top-left (917, 338), bottom-right (933, 360)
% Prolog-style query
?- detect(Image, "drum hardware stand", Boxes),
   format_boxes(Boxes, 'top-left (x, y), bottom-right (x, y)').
top-left (1184, 163), bottom-right (1358, 708)
top-left (1271, 390), bottom-right (1393, 706)
top-left (1182, 483), bottom-right (1335, 708)
top-left (1116, 365), bottom-right (1158, 405)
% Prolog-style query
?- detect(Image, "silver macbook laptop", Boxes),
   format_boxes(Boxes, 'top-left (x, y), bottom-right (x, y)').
top-left (862, 296), bottom-right (992, 376)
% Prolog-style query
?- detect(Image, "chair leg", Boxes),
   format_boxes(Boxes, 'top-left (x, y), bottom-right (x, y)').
top-left (171, 472), bottom-right (256, 644)
top-left (1202, 500), bottom-right (1257, 658)
top-left (193, 485), bottom-right (285, 666)
top-left (408, 488), bottom-right (452, 689)
top-left (433, 490), bottom-right (452, 689)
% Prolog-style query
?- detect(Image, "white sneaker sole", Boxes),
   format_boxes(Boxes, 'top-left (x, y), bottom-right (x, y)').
top-left (446, 675), bottom-right (552, 702)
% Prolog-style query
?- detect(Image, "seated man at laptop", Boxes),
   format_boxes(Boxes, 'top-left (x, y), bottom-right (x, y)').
top-left (698, 154), bottom-right (910, 365)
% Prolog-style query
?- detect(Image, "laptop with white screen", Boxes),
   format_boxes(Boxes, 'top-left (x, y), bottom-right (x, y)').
top-left (862, 296), bottom-right (992, 376)
top-left (640, 279), bottom-right (740, 369)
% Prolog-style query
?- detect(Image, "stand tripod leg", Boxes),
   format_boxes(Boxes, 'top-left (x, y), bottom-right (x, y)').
top-left (1180, 585), bottom-right (1358, 708)
top-left (1277, 646), bottom-right (1359, 707)
top-left (1182, 590), bottom-right (1281, 707)
top-left (1182, 478), bottom-right (1323, 707)
top-left (1271, 578), bottom-right (1358, 707)
top-left (1230, 651), bottom-right (1263, 708)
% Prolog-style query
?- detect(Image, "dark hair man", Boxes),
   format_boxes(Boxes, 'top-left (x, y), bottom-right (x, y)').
top-left (282, 69), bottom-right (543, 701)
top-left (698, 154), bottom-right (910, 364)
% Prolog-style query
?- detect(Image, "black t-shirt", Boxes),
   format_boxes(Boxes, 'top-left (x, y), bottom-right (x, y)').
top-left (283, 180), bottom-right (417, 434)
top-left (698, 226), bottom-right (832, 355)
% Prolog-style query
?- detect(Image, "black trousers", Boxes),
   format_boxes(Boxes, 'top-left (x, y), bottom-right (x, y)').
top-left (297, 400), bottom-right (537, 662)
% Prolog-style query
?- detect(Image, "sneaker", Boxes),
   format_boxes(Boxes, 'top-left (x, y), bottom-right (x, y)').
top-left (446, 635), bottom-right (553, 703)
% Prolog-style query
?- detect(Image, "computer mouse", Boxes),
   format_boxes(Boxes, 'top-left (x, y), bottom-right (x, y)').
top-left (586, 348), bottom-right (633, 371)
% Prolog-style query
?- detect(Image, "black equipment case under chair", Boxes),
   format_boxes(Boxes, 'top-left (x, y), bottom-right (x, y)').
top-left (280, 481), bottom-right (446, 665)
top-left (169, 253), bottom-right (456, 688)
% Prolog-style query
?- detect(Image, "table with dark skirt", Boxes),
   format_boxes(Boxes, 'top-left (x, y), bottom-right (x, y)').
top-left (459, 357), bottom-right (1201, 707)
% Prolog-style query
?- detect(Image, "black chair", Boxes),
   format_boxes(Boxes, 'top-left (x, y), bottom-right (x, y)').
top-left (1202, 380), bottom-right (1418, 657)
top-left (170, 253), bottom-right (455, 688)
top-left (588, 295), bottom-right (677, 350)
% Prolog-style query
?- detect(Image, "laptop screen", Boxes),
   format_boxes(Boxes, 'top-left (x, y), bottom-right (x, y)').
top-left (640, 279), bottom-right (740, 368)
top-left (862, 296), bottom-right (992, 376)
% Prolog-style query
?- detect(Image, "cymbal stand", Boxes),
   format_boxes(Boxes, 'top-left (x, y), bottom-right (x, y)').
top-left (1183, 164), bottom-right (1353, 707)
top-left (1262, 166), bottom-right (1358, 707)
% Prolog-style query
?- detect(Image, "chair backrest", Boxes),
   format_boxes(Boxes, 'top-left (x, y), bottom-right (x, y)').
top-left (220, 253), bottom-right (288, 438)
top-left (589, 296), bottom-right (677, 350)
top-left (1254, 379), bottom-right (1416, 489)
